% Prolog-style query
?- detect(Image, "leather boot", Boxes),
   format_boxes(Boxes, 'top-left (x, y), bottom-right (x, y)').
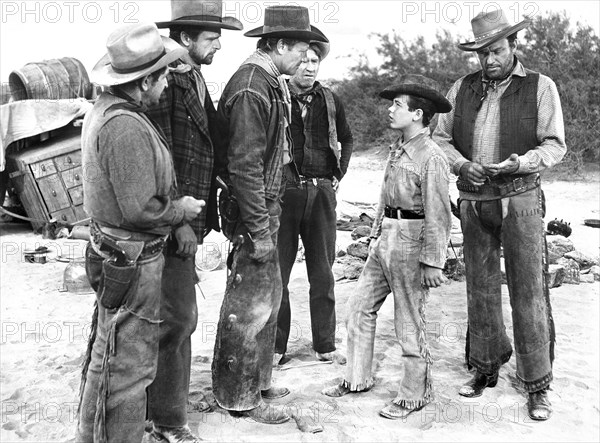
top-left (459, 371), bottom-right (499, 397)
top-left (528, 389), bottom-right (552, 421)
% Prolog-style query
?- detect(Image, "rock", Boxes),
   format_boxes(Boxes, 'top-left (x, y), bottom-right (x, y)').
top-left (580, 274), bottom-right (596, 284)
top-left (546, 235), bottom-right (575, 264)
top-left (347, 239), bottom-right (369, 260)
top-left (351, 225), bottom-right (372, 240)
top-left (343, 261), bottom-right (365, 280)
top-left (336, 249), bottom-right (347, 258)
top-left (563, 250), bottom-right (598, 269)
top-left (589, 265), bottom-right (600, 281)
top-left (556, 257), bottom-right (580, 284)
top-left (547, 264), bottom-right (566, 288)
top-left (449, 234), bottom-right (463, 247)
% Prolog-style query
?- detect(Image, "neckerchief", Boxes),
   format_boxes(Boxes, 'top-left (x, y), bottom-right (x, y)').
top-left (480, 56), bottom-right (518, 103)
top-left (168, 53), bottom-right (207, 106)
top-left (290, 82), bottom-right (322, 121)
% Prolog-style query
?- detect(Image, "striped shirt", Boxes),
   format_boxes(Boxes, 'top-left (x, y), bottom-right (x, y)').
top-left (433, 61), bottom-right (567, 177)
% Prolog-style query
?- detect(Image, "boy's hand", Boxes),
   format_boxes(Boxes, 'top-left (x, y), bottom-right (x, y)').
top-left (421, 264), bottom-right (446, 288)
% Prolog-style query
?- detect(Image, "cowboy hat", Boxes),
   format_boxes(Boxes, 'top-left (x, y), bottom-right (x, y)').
top-left (156, 0), bottom-right (242, 31)
top-left (244, 5), bottom-right (328, 42)
top-left (458, 8), bottom-right (531, 51)
top-left (91, 23), bottom-right (186, 86)
top-left (379, 74), bottom-right (452, 114)
top-left (309, 27), bottom-right (330, 60)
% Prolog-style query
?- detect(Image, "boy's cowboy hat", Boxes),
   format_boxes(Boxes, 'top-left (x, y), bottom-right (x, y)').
top-left (244, 5), bottom-right (328, 42)
top-left (91, 23), bottom-right (186, 86)
top-left (458, 8), bottom-right (531, 51)
top-left (156, 0), bottom-right (242, 31)
top-left (379, 74), bottom-right (452, 114)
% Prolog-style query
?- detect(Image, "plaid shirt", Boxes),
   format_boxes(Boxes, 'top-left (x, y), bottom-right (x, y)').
top-left (147, 65), bottom-right (218, 240)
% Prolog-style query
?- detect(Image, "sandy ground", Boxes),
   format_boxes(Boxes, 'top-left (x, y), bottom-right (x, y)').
top-left (1, 151), bottom-right (599, 442)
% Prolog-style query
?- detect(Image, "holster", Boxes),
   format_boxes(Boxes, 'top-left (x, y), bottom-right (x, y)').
top-left (217, 176), bottom-right (240, 242)
top-left (98, 260), bottom-right (139, 310)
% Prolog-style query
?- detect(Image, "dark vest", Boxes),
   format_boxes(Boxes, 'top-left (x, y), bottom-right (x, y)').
top-left (452, 69), bottom-right (539, 161)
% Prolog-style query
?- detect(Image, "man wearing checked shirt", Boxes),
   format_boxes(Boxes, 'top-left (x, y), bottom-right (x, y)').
top-left (432, 8), bottom-right (566, 421)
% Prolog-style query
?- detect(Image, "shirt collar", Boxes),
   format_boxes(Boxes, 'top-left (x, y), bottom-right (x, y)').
top-left (390, 127), bottom-right (430, 159)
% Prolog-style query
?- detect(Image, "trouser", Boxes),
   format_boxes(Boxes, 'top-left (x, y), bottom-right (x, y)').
top-left (344, 218), bottom-right (433, 408)
top-left (146, 237), bottom-right (199, 427)
top-left (461, 185), bottom-right (554, 392)
top-left (77, 249), bottom-right (164, 442)
top-left (276, 178), bottom-right (337, 355)
top-left (212, 199), bottom-right (282, 411)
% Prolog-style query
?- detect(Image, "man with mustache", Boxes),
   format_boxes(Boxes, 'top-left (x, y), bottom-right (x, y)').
top-left (273, 40), bottom-right (353, 367)
top-left (433, 8), bottom-right (566, 421)
top-left (146, 1), bottom-right (242, 441)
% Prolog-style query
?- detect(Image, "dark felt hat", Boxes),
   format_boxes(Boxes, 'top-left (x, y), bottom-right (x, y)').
top-left (244, 6), bottom-right (328, 42)
top-left (156, 0), bottom-right (243, 31)
top-left (379, 74), bottom-right (452, 114)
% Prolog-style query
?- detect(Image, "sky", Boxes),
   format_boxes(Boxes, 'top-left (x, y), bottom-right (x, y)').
top-left (1, 0), bottom-right (599, 99)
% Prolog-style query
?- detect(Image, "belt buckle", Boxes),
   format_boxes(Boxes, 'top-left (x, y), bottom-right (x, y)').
top-left (312, 178), bottom-right (318, 186)
top-left (512, 177), bottom-right (525, 193)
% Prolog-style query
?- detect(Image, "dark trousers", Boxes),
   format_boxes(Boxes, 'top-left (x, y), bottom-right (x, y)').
top-left (146, 238), bottom-right (199, 427)
top-left (461, 186), bottom-right (554, 392)
top-left (275, 179), bottom-right (337, 355)
top-left (212, 199), bottom-right (282, 411)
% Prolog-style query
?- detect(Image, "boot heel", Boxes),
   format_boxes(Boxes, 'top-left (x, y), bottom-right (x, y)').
top-left (488, 373), bottom-right (499, 388)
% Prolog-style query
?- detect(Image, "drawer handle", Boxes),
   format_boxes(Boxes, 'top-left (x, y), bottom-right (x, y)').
top-left (51, 190), bottom-right (57, 197)
top-left (62, 215), bottom-right (67, 221)
top-left (75, 174), bottom-right (80, 181)
top-left (66, 156), bottom-right (72, 164)
top-left (41, 165), bottom-right (46, 172)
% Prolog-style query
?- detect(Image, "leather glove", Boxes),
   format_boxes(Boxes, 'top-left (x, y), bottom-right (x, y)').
top-left (249, 233), bottom-right (275, 263)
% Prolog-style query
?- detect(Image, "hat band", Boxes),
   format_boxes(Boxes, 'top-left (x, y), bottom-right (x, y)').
top-left (112, 49), bottom-right (167, 74)
top-left (474, 25), bottom-right (511, 42)
top-left (175, 15), bottom-right (223, 23)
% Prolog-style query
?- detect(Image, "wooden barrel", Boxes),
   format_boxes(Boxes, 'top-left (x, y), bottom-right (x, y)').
top-left (9, 57), bottom-right (91, 101)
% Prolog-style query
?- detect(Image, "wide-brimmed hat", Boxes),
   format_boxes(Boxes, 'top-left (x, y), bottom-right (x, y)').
top-left (309, 28), bottom-right (330, 60)
top-left (458, 8), bottom-right (531, 51)
top-left (244, 5), bottom-right (328, 42)
top-left (379, 74), bottom-right (452, 114)
top-left (91, 23), bottom-right (186, 86)
top-left (156, 0), bottom-right (242, 31)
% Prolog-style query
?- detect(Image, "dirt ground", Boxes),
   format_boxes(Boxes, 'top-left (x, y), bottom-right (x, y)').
top-left (1, 151), bottom-right (599, 442)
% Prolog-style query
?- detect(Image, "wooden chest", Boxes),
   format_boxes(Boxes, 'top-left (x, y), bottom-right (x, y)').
top-left (7, 126), bottom-right (88, 230)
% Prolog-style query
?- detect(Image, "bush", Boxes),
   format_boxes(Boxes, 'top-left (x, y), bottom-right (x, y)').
top-left (331, 11), bottom-right (600, 169)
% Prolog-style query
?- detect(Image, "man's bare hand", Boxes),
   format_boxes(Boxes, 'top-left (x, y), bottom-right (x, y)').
top-left (421, 264), bottom-right (446, 288)
top-left (179, 197), bottom-right (205, 223)
top-left (332, 177), bottom-right (340, 193)
top-left (484, 153), bottom-right (520, 176)
top-left (459, 161), bottom-right (487, 186)
top-left (175, 223), bottom-right (198, 258)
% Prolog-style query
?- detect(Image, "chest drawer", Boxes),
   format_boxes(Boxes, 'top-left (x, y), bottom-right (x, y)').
top-left (68, 186), bottom-right (84, 206)
top-left (61, 166), bottom-right (83, 189)
top-left (31, 159), bottom-right (57, 179)
top-left (55, 150), bottom-right (82, 171)
top-left (37, 175), bottom-right (70, 212)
